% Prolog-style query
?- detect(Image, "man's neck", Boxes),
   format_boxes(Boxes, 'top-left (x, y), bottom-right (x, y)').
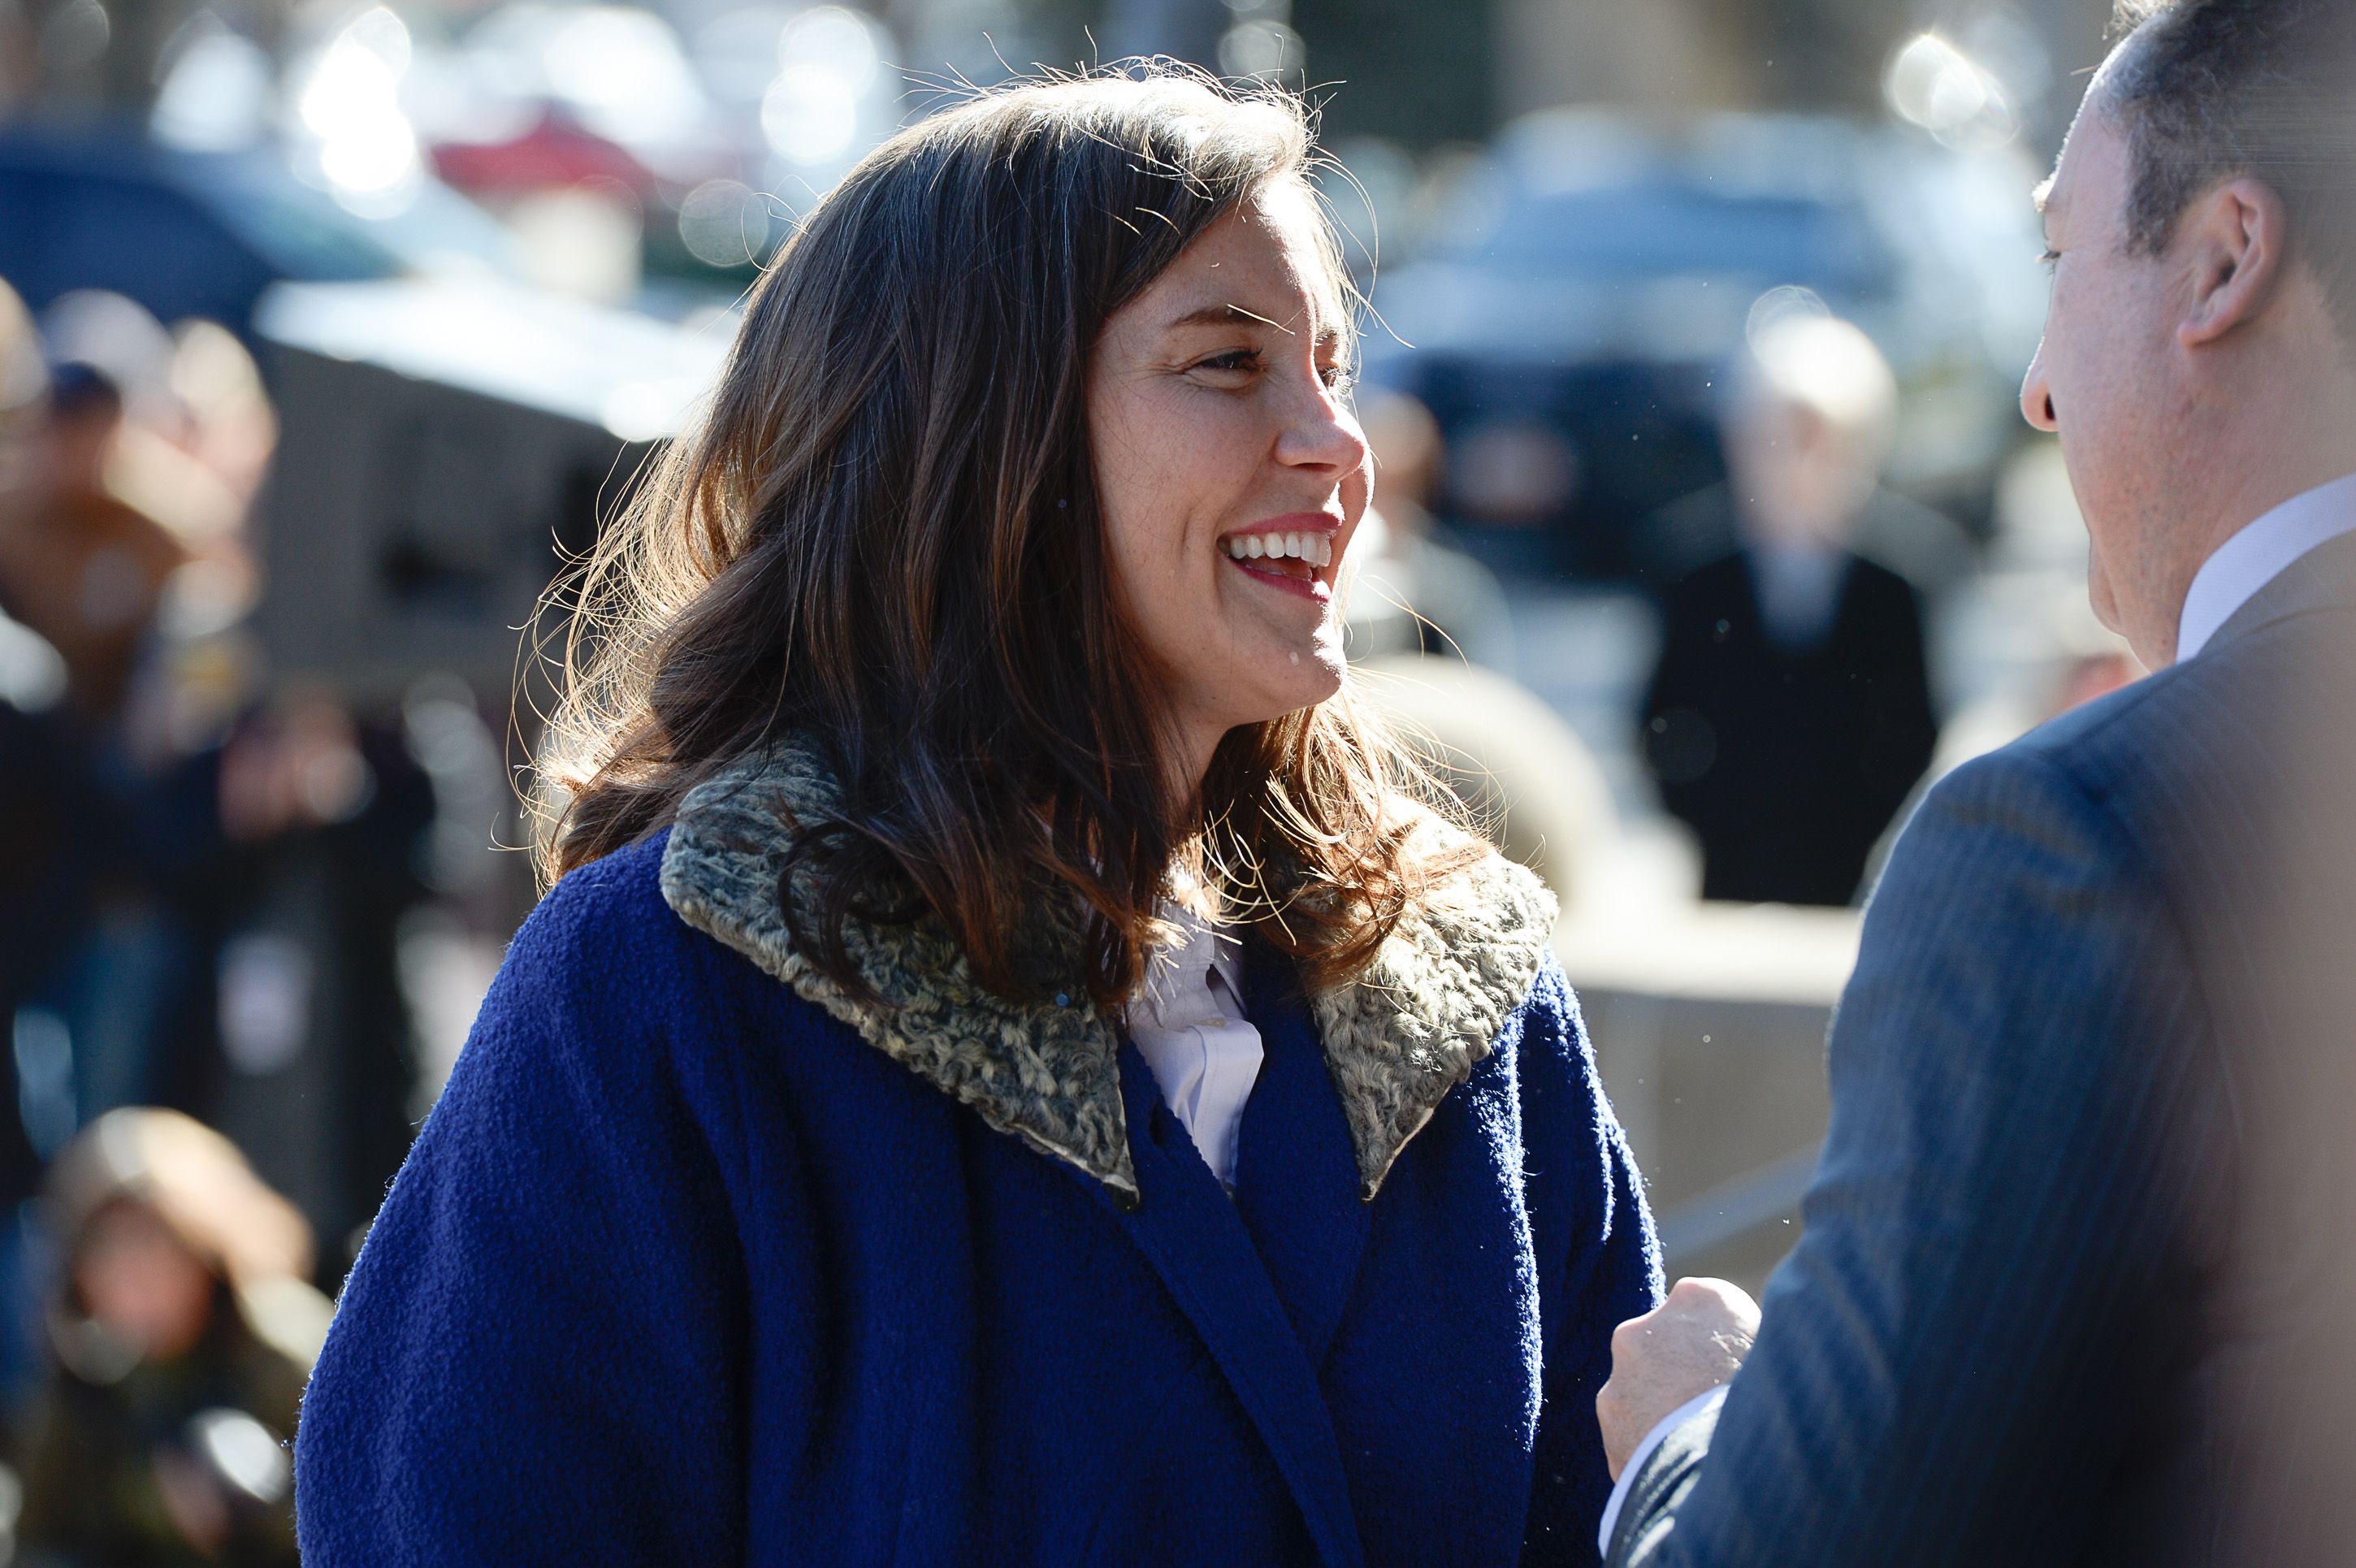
top-left (2145, 370), bottom-right (2356, 665)
top-left (2170, 468), bottom-right (2356, 664)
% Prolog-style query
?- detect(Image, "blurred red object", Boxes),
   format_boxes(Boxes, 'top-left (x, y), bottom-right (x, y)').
top-left (430, 109), bottom-right (657, 201)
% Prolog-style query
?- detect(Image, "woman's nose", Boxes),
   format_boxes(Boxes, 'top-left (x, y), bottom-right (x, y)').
top-left (1277, 383), bottom-right (1370, 476)
top-left (2020, 343), bottom-right (2059, 434)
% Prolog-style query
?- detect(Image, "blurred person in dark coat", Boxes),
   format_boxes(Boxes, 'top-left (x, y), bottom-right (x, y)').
top-left (1640, 316), bottom-right (1938, 906)
top-left (19, 1107), bottom-right (327, 1567)
top-left (0, 334), bottom-right (432, 1276)
top-left (1597, 2), bottom-right (2356, 1562)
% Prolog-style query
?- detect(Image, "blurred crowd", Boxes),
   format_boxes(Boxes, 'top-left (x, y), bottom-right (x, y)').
top-left (0, 276), bottom-right (440, 1562)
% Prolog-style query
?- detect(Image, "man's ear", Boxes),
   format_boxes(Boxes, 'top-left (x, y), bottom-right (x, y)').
top-left (2179, 176), bottom-right (2293, 349)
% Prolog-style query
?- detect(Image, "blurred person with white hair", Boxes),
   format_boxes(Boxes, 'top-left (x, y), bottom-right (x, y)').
top-left (1639, 315), bottom-right (1940, 906)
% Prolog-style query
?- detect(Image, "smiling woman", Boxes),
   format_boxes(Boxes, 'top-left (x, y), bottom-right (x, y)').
top-left (292, 66), bottom-right (1661, 1567)
top-left (539, 71), bottom-right (1421, 1007)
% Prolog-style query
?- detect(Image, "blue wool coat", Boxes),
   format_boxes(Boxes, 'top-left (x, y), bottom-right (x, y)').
top-left (294, 748), bottom-right (1661, 1566)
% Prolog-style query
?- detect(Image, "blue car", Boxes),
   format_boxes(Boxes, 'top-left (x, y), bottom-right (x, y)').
top-left (0, 122), bottom-right (512, 333)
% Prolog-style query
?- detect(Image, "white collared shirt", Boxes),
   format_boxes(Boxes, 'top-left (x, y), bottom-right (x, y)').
top-left (1124, 906), bottom-right (1262, 1188)
top-left (2177, 470), bottom-right (2356, 662)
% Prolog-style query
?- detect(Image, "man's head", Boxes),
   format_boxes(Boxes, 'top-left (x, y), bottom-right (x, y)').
top-left (2022, 0), bottom-right (2356, 667)
top-left (1725, 315), bottom-right (1897, 553)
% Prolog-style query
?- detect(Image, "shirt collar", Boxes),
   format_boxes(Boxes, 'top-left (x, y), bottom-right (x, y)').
top-left (1136, 901), bottom-right (1244, 1014)
top-left (2177, 470), bottom-right (2356, 663)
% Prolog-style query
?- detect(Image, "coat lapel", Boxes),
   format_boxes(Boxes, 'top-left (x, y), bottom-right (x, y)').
top-left (1232, 938), bottom-right (1371, 1369)
top-left (659, 748), bottom-right (1141, 1204)
top-left (1103, 1049), bottom-right (1368, 1568)
top-left (1306, 815), bottom-right (1558, 1199)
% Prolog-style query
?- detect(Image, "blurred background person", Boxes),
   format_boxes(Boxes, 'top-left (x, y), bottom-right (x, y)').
top-left (0, 363), bottom-right (187, 730)
top-left (1639, 316), bottom-right (1939, 906)
top-left (18, 1107), bottom-right (325, 1568)
top-left (0, 282), bottom-right (437, 1319)
top-left (1345, 389), bottom-right (1515, 670)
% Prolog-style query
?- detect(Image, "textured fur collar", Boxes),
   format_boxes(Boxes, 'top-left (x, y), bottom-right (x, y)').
top-left (658, 744), bottom-right (1557, 1206)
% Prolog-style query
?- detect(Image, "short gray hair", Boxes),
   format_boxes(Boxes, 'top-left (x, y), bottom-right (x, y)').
top-left (2103, 0), bottom-right (2356, 337)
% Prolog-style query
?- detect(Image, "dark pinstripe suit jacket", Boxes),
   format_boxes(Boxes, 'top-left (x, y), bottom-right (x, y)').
top-left (1607, 532), bottom-right (2356, 1566)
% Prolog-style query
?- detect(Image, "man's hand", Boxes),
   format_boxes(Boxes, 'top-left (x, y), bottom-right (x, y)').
top-left (1597, 1276), bottom-right (1762, 1480)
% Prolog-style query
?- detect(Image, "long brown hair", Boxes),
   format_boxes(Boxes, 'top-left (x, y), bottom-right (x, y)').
top-left (535, 66), bottom-right (1475, 1006)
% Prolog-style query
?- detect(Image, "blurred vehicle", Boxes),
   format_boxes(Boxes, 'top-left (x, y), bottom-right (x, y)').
top-left (1362, 110), bottom-right (2048, 582)
top-left (0, 123), bottom-right (515, 336)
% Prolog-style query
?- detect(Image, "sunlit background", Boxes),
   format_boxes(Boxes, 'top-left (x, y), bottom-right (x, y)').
top-left (0, 2), bottom-right (2125, 1556)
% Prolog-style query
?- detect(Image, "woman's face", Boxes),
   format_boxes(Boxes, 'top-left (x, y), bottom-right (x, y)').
top-left (1088, 180), bottom-right (1371, 782)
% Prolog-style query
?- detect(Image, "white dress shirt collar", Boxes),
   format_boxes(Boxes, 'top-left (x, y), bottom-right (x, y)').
top-left (1124, 904), bottom-right (1262, 1189)
top-left (2177, 470), bottom-right (2356, 663)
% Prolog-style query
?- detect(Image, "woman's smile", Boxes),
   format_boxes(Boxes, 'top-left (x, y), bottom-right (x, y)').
top-left (1219, 513), bottom-right (1342, 603)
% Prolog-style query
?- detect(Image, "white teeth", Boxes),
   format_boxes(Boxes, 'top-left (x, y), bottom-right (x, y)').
top-left (1223, 531), bottom-right (1336, 567)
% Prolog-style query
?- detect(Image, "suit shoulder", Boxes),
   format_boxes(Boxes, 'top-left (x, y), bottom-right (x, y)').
top-left (1993, 653), bottom-right (2241, 808)
top-left (1656, 554), bottom-right (1750, 630)
top-left (1887, 722), bottom-right (2166, 927)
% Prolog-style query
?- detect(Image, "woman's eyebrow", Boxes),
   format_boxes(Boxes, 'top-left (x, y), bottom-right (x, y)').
top-left (1163, 302), bottom-right (1296, 336)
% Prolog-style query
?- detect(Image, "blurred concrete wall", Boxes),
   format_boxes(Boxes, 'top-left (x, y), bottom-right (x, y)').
top-left (1562, 902), bottom-right (1859, 1299)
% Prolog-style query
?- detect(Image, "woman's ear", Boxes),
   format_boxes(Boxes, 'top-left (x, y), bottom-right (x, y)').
top-left (2179, 176), bottom-right (2293, 349)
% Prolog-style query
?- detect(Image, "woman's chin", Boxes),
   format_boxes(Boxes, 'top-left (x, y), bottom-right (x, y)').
top-left (1219, 655), bottom-right (1344, 727)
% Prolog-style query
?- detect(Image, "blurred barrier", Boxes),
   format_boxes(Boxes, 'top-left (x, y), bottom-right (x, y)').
top-left (250, 277), bottom-right (724, 704)
top-left (1563, 900), bottom-right (1859, 1297)
top-left (1354, 652), bottom-right (1616, 907)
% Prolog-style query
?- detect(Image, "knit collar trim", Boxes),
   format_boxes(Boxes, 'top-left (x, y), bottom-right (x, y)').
top-left (657, 742), bottom-right (1557, 1206)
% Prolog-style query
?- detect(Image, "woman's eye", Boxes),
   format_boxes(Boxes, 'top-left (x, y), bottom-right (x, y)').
top-left (2039, 248), bottom-right (2061, 273)
top-left (1320, 363), bottom-right (1356, 392)
top-left (1193, 349), bottom-right (1261, 375)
